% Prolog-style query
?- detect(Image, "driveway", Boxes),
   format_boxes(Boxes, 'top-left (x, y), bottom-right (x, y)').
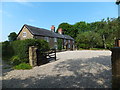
top-left (2, 50), bottom-right (112, 88)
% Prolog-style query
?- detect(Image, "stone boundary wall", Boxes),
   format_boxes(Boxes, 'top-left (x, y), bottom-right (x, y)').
top-left (29, 46), bottom-right (37, 67)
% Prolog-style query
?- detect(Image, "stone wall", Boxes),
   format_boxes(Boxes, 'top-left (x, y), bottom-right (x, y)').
top-left (29, 46), bottom-right (37, 67)
top-left (17, 26), bottom-right (34, 40)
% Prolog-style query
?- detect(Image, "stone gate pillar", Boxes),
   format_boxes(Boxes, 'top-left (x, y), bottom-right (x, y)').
top-left (29, 46), bottom-right (37, 67)
top-left (111, 47), bottom-right (120, 88)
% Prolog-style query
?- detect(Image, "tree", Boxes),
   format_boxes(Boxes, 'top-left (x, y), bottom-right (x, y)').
top-left (56, 23), bottom-right (77, 39)
top-left (8, 32), bottom-right (17, 41)
top-left (76, 31), bottom-right (102, 49)
top-left (57, 17), bottom-right (119, 49)
top-left (74, 21), bottom-right (91, 33)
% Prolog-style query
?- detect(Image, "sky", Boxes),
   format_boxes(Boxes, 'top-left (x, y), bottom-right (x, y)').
top-left (0, 2), bottom-right (119, 42)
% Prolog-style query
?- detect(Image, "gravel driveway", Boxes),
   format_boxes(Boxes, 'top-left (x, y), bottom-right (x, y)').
top-left (2, 50), bottom-right (112, 88)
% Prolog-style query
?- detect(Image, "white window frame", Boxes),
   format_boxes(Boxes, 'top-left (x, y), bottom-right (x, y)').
top-left (68, 44), bottom-right (70, 48)
top-left (54, 38), bottom-right (57, 42)
top-left (23, 32), bottom-right (27, 37)
top-left (68, 40), bottom-right (70, 43)
top-left (54, 44), bottom-right (58, 49)
top-left (64, 39), bottom-right (66, 43)
top-left (44, 37), bottom-right (49, 42)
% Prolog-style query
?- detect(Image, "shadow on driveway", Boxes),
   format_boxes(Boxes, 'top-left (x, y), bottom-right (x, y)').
top-left (2, 55), bottom-right (112, 88)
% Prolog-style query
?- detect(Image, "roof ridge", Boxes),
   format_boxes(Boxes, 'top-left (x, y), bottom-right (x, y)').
top-left (23, 24), bottom-right (74, 40)
top-left (25, 24), bottom-right (51, 31)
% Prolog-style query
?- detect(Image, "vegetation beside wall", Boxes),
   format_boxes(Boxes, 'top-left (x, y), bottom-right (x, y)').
top-left (2, 39), bottom-right (50, 66)
top-left (13, 63), bottom-right (32, 70)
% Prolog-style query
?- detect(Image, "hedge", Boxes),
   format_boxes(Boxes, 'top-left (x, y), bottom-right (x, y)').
top-left (2, 39), bottom-right (50, 65)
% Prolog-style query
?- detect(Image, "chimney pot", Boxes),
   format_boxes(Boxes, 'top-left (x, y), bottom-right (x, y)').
top-left (58, 28), bottom-right (62, 34)
top-left (51, 25), bottom-right (55, 32)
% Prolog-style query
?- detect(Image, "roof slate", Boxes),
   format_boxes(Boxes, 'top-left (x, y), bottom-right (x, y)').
top-left (24, 24), bottom-right (74, 40)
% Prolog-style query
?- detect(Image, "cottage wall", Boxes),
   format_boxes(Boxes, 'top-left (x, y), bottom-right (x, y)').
top-left (34, 36), bottom-right (57, 49)
top-left (17, 26), bottom-right (33, 40)
top-left (49, 37), bottom-right (56, 48)
top-left (34, 35), bottom-right (44, 39)
top-left (17, 24), bottom-right (75, 50)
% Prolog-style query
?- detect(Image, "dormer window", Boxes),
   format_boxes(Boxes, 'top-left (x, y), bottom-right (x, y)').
top-left (23, 32), bottom-right (27, 37)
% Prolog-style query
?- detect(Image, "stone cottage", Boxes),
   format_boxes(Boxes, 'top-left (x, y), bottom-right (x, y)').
top-left (17, 24), bottom-right (75, 50)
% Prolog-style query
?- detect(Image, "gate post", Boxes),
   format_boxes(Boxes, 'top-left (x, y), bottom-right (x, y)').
top-left (29, 46), bottom-right (37, 67)
top-left (111, 47), bottom-right (120, 88)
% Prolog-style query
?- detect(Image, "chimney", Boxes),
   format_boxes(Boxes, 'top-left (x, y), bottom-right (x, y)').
top-left (58, 28), bottom-right (62, 34)
top-left (51, 25), bottom-right (55, 32)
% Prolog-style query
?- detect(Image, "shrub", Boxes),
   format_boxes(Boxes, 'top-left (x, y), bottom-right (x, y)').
top-left (2, 41), bottom-right (14, 61)
top-left (57, 39), bottom-right (62, 50)
top-left (2, 39), bottom-right (50, 65)
top-left (10, 55), bottom-right (21, 65)
top-left (13, 63), bottom-right (32, 70)
top-left (76, 31), bottom-right (103, 49)
top-left (11, 39), bottom-right (49, 64)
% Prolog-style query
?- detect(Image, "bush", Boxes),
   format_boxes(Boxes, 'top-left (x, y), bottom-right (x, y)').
top-left (10, 55), bottom-right (21, 65)
top-left (2, 41), bottom-right (14, 60)
top-left (13, 63), bottom-right (32, 70)
top-left (76, 31), bottom-right (103, 49)
top-left (57, 39), bottom-right (62, 50)
top-left (2, 39), bottom-right (50, 65)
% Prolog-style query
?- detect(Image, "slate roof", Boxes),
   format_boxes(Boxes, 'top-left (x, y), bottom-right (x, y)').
top-left (24, 24), bottom-right (74, 40)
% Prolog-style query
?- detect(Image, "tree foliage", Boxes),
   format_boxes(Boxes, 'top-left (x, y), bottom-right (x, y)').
top-left (2, 39), bottom-right (50, 65)
top-left (8, 32), bottom-right (17, 41)
top-left (57, 17), bottom-right (120, 49)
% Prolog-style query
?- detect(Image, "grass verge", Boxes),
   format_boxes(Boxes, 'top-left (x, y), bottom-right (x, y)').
top-left (13, 63), bottom-right (32, 70)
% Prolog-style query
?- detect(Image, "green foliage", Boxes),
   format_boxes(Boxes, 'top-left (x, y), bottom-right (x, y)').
top-left (8, 32), bottom-right (17, 41)
top-left (57, 17), bottom-right (120, 49)
top-left (10, 55), bottom-right (21, 65)
top-left (76, 31), bottom-right (102, 49)
top-left (13, 63), bottom-right (32, 70)
top-left (57, 39), bottom-right (63, 50)
top-left (2, 41), bottom-right (14, 60)
top-left (2, 39), bottom-right (50, 65)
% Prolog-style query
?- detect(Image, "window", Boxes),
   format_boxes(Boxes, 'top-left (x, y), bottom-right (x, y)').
top-left (72, 40), bottom-right (74, 43)
top-left (54, 38), bottom-right (57, 42)
top-left (68, 44), bottom-right (70, 48)
top-left (54, 44), bottom-right (58, 49)
top-left (68, 40), bottom-right (70, 43)
top-left (44, 37), bottom-right (49, 42)
top-left (64, 39), bottom-right (66, 43)
top-left (23, 32), bottom-right (27, 37)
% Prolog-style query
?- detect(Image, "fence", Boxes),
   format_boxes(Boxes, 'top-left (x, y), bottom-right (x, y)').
top-left (29, 46), bottom-right (56, 67)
